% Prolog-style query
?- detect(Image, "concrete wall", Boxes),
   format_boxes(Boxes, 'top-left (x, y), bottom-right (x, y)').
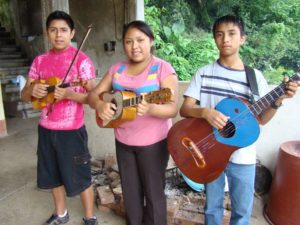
top-left (256, 88), bottom-right (300, 172)
top-left (85, 81), bottom-right (300, 173)
top-left (69, 0), bottom-right (136, 76)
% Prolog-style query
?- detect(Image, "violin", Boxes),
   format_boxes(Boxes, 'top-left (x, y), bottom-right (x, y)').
top-left (31, 77), bottom-right (87, 110)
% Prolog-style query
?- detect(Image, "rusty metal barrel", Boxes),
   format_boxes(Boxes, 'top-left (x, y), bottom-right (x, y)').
top-left (264, 141), bottom-right (300, 225)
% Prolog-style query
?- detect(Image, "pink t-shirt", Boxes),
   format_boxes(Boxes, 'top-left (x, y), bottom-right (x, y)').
top-left (108, 56), bottom-right (176, 146)
top-left (29, 46), bottom-right (95, 130)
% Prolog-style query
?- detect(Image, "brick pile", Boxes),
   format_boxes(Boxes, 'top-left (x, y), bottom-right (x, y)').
top-left (91, 155), bottom-right (231, 225)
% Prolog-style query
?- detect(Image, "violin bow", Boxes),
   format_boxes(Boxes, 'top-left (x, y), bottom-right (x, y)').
top-left (47, 24), bottom-right (93, 115)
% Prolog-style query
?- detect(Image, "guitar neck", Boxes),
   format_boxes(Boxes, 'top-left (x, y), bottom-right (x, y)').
top-left (122, 88), bottom-right (171, 107)
top-left (122, 95), bottom-right (155, 107)
top-left (123, 95), bottom-right (142, 107)
top-left (249, 72), bottom-right (299, 116)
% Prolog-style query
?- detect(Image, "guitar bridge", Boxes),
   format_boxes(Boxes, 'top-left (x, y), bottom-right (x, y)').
top-left (181, 137), bottom-right (206, 168)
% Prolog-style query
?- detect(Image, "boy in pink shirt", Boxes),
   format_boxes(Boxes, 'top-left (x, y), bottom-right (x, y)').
top-left (21, 11), bottom-right (97, 225)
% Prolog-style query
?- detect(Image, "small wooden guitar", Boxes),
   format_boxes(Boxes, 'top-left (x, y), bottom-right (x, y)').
top-left (96, 88), bottom-right (172, 128)
top-left (31, 77), bottom-right (86, 110)
top-left (168, 70), bottom-right (300, 184)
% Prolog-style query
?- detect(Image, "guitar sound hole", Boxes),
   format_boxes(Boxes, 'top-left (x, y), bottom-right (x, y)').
top-left (111, 99), bottom-right (117, 112)
top-left (219, 121), bottom-right (235, 138)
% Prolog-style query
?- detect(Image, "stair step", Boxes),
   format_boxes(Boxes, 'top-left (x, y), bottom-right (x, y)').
top-left (0, 52), bottom-right (24, 59)
top-left (23, 109), bottom-right (41, 118)
top-left (0, 58), bottom-right (29, 63)
top-left (4, 101), bottom-right (32, 111)
top-left (0, 37), bottom-right (15, 45)
top-left (0, 74), bottom-right (21, 84)
top-left (0, 24), bottom-right (38, 120)
top-left (4, 101), bottom-right (40, 118)
top-left (0, 31), bottom-right (10, 37)
top-left (0, 66), bottom-right (30, 76)
top-left (0, 51), bottom-right (22, 55)
top-left (2, 92), bottom-right (21, 102)
top-left (4, 83), bottom-right (20, 93)
top-left (0, 58), bottom-right (30, 68)
top-left (0, 45), bottom-right (21, 52)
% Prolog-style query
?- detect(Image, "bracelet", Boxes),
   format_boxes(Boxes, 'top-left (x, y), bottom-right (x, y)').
top-left (270, 101), bottom-right (282, 110)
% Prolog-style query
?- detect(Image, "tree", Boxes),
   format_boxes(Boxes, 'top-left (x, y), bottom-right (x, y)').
top-left (146, 0), bottom-right (300, 83)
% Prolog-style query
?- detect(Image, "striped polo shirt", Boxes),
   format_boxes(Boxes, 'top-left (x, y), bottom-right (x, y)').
top-left (184, 60), bottom-right (269, 164)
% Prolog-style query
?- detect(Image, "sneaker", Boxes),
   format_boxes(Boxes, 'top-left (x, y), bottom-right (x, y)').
top-left (43, 211), bottom-right (69, 225)
top-left (83, 217), bottom-right (98, 225)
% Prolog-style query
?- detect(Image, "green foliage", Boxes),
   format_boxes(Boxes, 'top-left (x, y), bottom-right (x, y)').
top-left (147, 0), bottom-right (196, 32)
top-left (145, 0), bottom-right (299, 84)
top-left (145, 1), bottom-right (218, 80)
top-left (264, 66), bottom-right (294, 85)
top-left (247, 23), bottom-right (291, 69)
top-left (0, 0), bottom-right (12, 28)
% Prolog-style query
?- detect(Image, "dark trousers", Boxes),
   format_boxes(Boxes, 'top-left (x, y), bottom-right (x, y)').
top-left (116, 139), bottom-right (169, 225)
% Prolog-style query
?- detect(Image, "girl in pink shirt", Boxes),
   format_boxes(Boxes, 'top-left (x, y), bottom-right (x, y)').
top-left (88, 21), bottom-right (178, 225)
top-left (21, 10), bottom-right (98, 225)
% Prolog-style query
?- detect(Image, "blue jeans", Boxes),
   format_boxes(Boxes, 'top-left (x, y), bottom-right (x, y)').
top-left (204, 162), bottom-right (256, 225)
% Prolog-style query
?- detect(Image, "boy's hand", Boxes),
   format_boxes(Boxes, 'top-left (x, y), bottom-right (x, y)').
top-left (31, 83), bottom-right (49, 99)
top-left (273, 77), bottom-right (299, 106)
top-left (283, 77), bottom-right (299, 99)
top-left (54, 85), bottom-right (73, 100)
top-left (203, 108), bottom-right (229, 130)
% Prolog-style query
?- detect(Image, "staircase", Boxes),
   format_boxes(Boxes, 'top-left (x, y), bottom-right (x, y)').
top-left (0, 23), bottom-right (40, 118)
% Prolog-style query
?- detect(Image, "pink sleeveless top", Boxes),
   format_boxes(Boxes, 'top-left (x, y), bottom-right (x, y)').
top-left (108, 56), bottom-right (176, 146)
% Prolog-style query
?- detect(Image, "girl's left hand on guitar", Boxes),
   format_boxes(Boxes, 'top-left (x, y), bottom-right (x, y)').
top-left (137, 99), bottom-right (152, 116)
top-left (96, 101), bottom-right (117, 121)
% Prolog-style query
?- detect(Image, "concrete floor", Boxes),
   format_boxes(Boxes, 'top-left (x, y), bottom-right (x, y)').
top-left (0, 117), bottom-right (269, 225)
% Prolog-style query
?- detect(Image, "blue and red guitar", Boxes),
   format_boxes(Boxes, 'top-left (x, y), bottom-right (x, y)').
top-left (168, 70), bottom-right (300, 184)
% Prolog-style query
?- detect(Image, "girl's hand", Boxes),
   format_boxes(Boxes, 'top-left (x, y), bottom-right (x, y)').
top-left (96, 101), bottom-right (117, 121)
top-left (137, 99), bottom-right (152, 116)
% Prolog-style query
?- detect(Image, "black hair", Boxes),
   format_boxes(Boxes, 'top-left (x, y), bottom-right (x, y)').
top-left (122, 20), bottom-right (154, 41)
top-left (212, 15), bottom-right (245, 37)
top-left (46, 10), bottom-right (74, 30)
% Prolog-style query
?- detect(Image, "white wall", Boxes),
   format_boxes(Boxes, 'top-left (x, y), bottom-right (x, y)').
top-left (256, 89), bottom-right (300, 172)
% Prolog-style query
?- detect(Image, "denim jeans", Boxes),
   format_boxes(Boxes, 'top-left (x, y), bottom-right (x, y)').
top-left (204, 162), bottom-right (256, 225)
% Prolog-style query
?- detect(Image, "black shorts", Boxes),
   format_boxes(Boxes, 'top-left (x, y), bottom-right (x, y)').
top-left (37, 125), bottom-right (92, 197)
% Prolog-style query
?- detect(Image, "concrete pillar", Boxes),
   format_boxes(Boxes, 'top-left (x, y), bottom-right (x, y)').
top-left (0, 82), bottom-right (7, 137)
top-left (40, 0), bottom-right (70, 51)
top-left (135, 0), bottom-right (144, 21)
